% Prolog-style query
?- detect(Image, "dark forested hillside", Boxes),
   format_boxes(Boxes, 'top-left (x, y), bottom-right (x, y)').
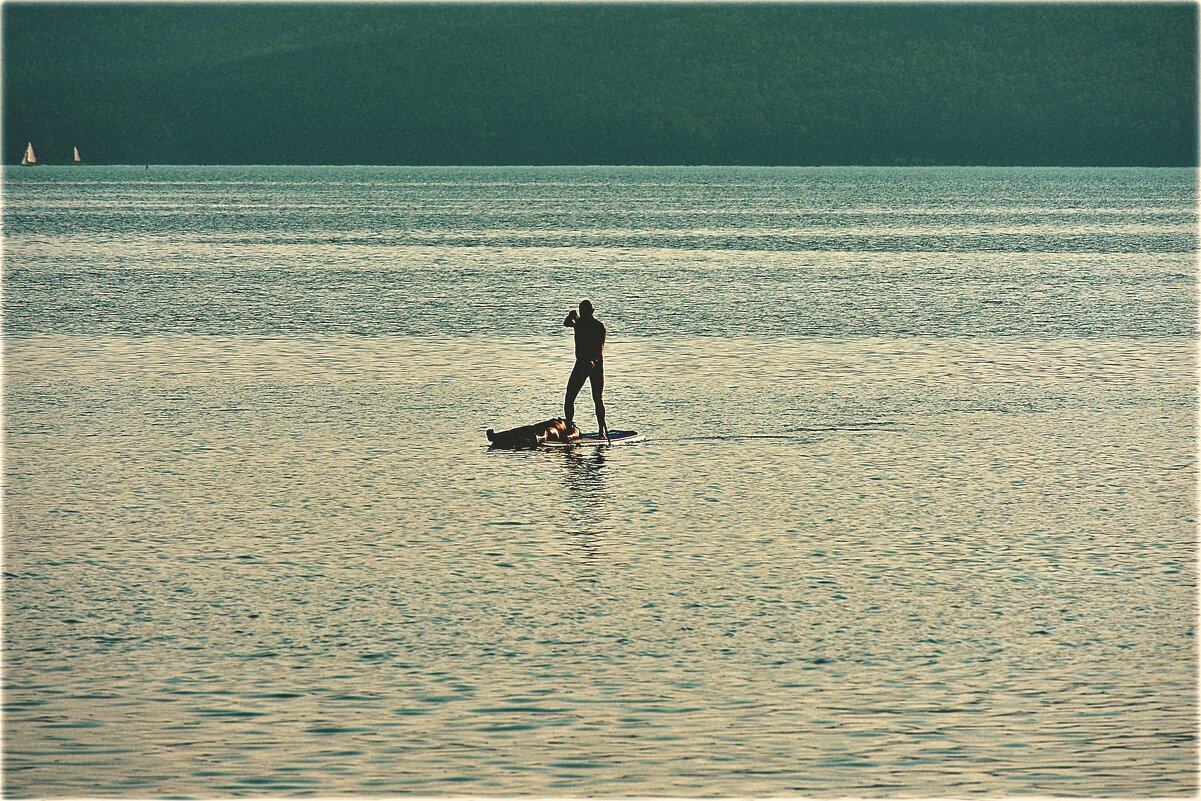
top-left (3, 2), bottom-right (1196, 165)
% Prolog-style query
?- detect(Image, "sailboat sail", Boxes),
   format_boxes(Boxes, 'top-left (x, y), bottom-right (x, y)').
top-left (73, 146), bottom-right (81, 163)
top-left (21, 142), bottom-right (36, 165)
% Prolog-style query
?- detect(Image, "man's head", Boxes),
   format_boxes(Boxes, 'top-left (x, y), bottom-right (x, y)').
top-left (579, 299), bottom-right (594, 318)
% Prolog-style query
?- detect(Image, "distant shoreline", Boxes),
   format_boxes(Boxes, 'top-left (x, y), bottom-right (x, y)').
top-left (7, 163), bottom-right (1198, 169)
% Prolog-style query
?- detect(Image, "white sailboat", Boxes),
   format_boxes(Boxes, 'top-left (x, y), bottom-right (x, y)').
top-left (20, 142), bottom-right (37, 166)
top-left (73, 145), bottom-right (81, 164)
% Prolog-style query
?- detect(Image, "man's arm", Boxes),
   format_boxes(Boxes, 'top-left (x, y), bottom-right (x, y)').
top-left (564, 310), bottom-right (578, 327)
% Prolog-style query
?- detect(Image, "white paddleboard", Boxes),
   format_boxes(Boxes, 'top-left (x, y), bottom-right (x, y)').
top-left (543, 429), bottom-right (645, 447)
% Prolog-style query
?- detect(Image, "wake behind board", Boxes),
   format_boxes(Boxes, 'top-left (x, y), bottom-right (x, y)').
top-left (543, 430), bottom-right (645, 447)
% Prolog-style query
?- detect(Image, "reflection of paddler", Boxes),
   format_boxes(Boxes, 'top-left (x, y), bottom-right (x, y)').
top-left (561, 446), bottom-right (607, 502)
top-left (487, 418), bottom-right (580, 448)
top-left (559, 447), bottom-right (609, 550)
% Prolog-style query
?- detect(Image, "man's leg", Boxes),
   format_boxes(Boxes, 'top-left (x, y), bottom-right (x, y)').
top-left (564, 361), bottom-right (588, 427)
top-left (590, 363), bottom-right (607, 440)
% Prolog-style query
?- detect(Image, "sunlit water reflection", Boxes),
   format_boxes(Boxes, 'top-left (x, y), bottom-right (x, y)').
top-left (2, 166), bottom-right (1196, 796)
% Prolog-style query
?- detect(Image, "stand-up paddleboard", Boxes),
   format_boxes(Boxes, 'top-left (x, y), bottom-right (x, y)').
top-left (543, 429), bottom-right (645, 447)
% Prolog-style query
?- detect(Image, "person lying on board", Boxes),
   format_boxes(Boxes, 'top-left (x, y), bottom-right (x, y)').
top-left (486, 418), bottom-right (580, 448)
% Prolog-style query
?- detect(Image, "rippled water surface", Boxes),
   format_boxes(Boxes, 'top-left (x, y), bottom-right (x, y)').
top-left (3, 166), bottom-right (1197, 796)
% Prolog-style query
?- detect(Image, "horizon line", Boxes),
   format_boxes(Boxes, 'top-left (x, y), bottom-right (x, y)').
top-left (6, 162), bottom-right (1198, 169)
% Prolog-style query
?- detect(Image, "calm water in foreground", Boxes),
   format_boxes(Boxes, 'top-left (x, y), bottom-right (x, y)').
top-left (2, 166), bottom-right (1197, 796)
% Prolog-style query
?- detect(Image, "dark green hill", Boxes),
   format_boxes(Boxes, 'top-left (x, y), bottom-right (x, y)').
top-left (4, 3), bottom-right (1196, 165)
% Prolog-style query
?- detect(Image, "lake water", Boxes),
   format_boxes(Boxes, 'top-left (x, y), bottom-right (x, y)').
top-left (2, 166), bottom-right (1196, 797)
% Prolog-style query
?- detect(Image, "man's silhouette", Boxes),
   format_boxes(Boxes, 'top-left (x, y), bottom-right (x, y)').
top-left (563, 299), bottom-right (608, 441)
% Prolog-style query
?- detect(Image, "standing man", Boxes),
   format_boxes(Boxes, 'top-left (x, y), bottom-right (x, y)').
top-left (563, 299), bottom-right (608, 441)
